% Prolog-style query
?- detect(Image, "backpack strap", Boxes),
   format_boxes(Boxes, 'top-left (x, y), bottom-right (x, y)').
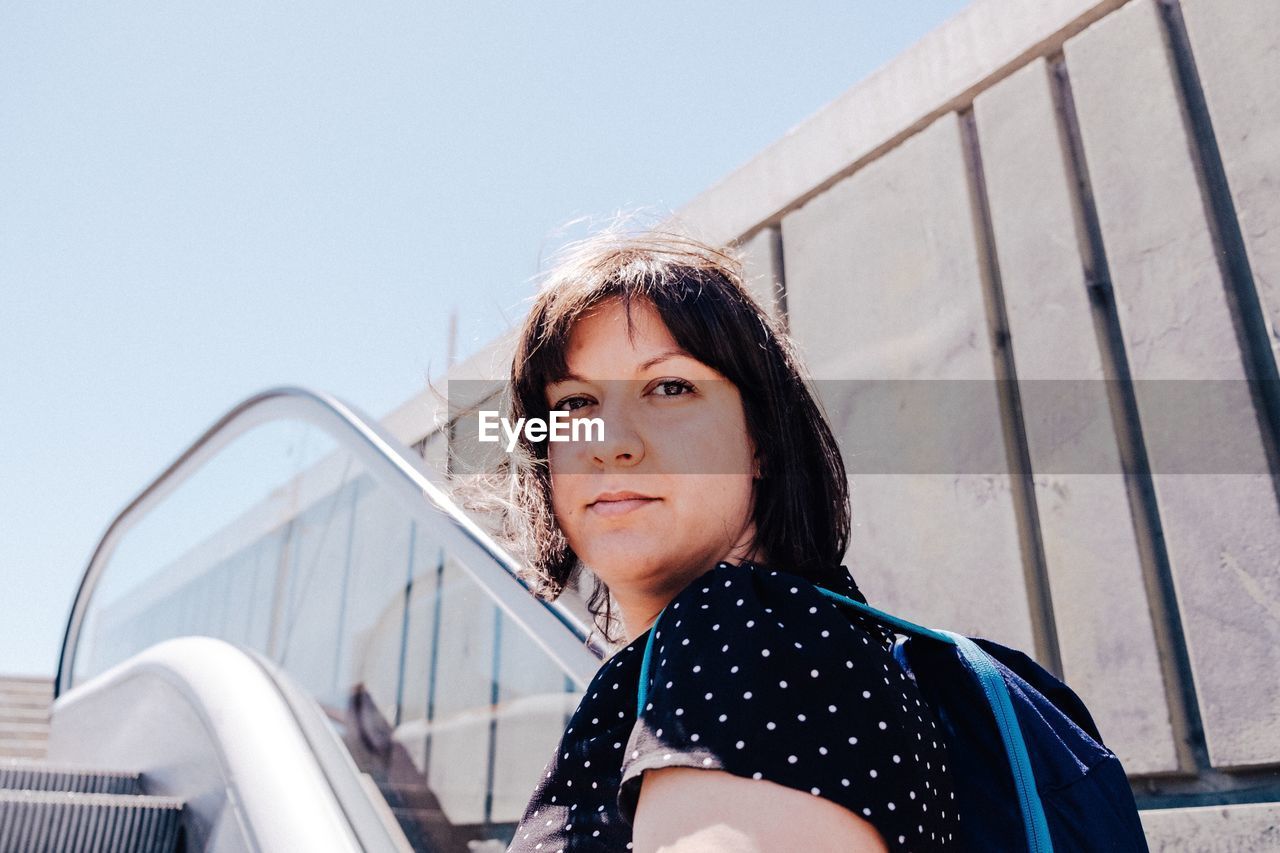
top-left (635, 607), bottom-right (667, 718)
top-left (936, 629), bottom-right (1055, 853)
top-left (810, 586), bottom-right (957, 644)
top-left (813, 587), bottom-right (1054, 851)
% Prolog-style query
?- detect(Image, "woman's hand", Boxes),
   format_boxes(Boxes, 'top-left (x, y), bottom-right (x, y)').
top-left (632, 766), bottom-right (891, 853)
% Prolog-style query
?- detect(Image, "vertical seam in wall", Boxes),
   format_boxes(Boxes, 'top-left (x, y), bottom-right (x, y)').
top-left (211, 548), bottom-right (231, 642)
top-left (1159, 0), bottom-right (1280, 489)
top-left (958, 108), bottom-right (1063, 678)
top-left (277, 453), bottom-right (357, 663)
top-left (446, 419), bottom-right (459, 479)
top-left (244, 544), bottom-right (263, 646)
top-left (769, 225), bottom-right (790, 333)
top-left (770, 220), bottom-right (831, 424)
top-left (484, 608), bottom-right (503, 825)
top-left (266, 517), bottom-right (299, 663)
top-left (393, 520), bottom-right (417, 729)
top-left (423, 547), bottom-right (445, 779)
top-left (331, 478), bottom-right (361, 698)
top-left (1048, 52), bottom-right (1203, 779)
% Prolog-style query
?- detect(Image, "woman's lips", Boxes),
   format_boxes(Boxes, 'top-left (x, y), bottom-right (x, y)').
top-left (588, 497), bottom-right (660, 517)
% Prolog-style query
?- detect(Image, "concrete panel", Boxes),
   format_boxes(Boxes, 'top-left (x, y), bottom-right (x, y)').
top-left (1140, 802), bottom-right (1280, 852)
top-left (973, 57), bottom-right (1181, 775)
top-left (1065, 0), bottom-right (1280, 768)
top-left (1181, 0), bottom-right (1280, 367)
top-left (780, 112), bottom-right (1036, 653)
top-left (677, 0), bottom-right (1131, 245)
top-left (734, 226), bottom-right (785, 320)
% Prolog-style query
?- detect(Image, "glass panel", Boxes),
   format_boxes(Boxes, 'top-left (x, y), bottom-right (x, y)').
top-left (70, 411), bottom-right (588, 851)
top-left (337, 480), bottom-right (417, 727)
top-left (276, 468), bottom-right (361, 706)
top-left (78, 419), bottom-right (338, 681)
top-left (490, 616), bottom-right (584, 823)
top-left (424, 559), bottom-right (498, 829)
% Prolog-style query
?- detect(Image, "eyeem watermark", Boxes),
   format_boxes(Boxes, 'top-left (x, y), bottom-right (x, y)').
top-left (477, 410), bottom-right (604, 451)
top-left (453, 379), bottom-right (1280, 473)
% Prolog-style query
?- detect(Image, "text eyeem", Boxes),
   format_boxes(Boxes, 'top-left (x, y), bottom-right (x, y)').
top-left (477, 410), bottom-right (605, 451)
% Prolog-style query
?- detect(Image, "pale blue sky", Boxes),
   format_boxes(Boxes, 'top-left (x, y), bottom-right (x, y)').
top-left (0, 1), bottom-right (970, 676)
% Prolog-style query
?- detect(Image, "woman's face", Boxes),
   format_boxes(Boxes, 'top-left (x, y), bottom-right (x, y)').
top-left (544, 297), bottom-right (762, 600)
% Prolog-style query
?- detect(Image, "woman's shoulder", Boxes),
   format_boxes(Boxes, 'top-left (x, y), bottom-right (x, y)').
top-left (649, 559), bottom-right (897, 666)
top-left (635, 558), bottom-right (914, 729)
top-left (618, 560), bottom-right (961, 844)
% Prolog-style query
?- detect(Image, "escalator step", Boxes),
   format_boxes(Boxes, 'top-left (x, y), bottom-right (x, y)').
top-left (0, 704), bottom-right (48, 720)
top-left (0, 790), bottom-right (182, 853)
top-left (0, 741), bottom-right (45, 761)
top-left (0, 759), bottom-right (143, 795)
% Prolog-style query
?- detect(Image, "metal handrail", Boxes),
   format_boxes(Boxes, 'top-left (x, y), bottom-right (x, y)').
top-left (55, 385), bottom-right (606, 698)
top-left (246, 644), bottom-right (416, 852)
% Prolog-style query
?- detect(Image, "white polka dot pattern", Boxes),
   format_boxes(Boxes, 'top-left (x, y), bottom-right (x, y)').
top-left (506, 560), bottom-right (960, 852)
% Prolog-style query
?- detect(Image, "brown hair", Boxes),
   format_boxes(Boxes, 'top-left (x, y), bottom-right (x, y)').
top-left (458, 226), bottom-right (851, 647)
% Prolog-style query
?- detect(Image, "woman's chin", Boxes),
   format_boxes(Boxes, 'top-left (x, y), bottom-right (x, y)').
top-left (581, 539), bottom-right (675, 577)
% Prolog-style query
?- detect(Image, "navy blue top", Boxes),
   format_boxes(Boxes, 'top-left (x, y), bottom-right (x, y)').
top-left (507, 559), bottom-right (961, 852)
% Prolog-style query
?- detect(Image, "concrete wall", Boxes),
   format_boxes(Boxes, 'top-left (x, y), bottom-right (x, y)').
top-left (397, 0), bottom-right (1280, 846)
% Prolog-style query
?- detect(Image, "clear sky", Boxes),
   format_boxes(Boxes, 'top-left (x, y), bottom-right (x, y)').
top-left (0, 1), bottom-right (970, 677)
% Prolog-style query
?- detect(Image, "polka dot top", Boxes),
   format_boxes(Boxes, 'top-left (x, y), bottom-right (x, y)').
top-left (506, 559), bottom-right (961, 852)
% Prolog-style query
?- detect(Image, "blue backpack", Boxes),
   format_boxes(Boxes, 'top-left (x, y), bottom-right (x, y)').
top-left (809, 584), bottom-right (1151, 852)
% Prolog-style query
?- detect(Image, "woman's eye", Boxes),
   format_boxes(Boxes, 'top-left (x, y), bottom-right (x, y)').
top-left (650, 379), bottom-right (695, 398)
top-left (552, 395), bottom-right (593, 412)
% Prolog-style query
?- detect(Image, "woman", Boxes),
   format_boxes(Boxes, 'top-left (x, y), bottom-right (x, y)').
top-left (490, 229), bottom-right (960, 852)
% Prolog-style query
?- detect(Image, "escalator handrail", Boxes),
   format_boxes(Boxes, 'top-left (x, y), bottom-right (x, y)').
top-left (245, 643), bottom-right (416, 853)
top-left (56, 385), bottom-right (607, 699)
top-left (51, 635), bottom-right (412, 852)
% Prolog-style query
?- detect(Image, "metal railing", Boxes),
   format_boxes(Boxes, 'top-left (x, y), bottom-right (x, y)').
top-left (53, 386), bottom-right (608, 849)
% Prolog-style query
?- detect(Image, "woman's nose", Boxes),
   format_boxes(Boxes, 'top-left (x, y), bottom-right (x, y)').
top-left (591, 397), bottom-right (645, 467)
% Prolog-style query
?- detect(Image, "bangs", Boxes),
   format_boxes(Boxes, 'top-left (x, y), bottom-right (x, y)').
top-left (515, 234), bottom-right (765, 409)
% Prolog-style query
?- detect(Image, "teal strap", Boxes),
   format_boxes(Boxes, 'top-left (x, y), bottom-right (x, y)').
top-left (635, 608), bottom-right (665, 718)
top-left (937, 629), bottom-right (1054, 853)
top-left (811, 586), bottom-right (957, 645)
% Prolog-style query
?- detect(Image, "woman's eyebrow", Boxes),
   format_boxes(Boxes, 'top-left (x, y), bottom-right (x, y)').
top-left (549, 349), bottom-right (694, 384)
top-left (637, 348), bottom-right (692, 371)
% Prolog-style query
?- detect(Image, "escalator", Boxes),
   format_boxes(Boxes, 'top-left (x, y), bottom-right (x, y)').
top-left (16, 387), bottom-right (610, 851)
top-left (0, 760), bottom-right (181, 852)
top-left (3, 632), bottom-right (419, 852)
